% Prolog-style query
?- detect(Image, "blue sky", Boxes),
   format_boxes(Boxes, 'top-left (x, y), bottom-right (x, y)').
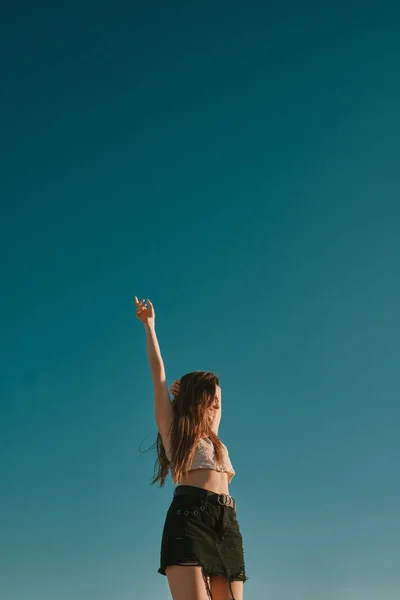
top-left (1, 2), bottom-right (400, 599)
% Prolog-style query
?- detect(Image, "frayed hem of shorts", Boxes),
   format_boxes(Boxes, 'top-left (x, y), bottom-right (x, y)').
top-left (203, 570), bottom-right (248, 583)
top-left (158, 564), bottom-right (248, 582)
top-left (159, 562), bottom-right (247, 600)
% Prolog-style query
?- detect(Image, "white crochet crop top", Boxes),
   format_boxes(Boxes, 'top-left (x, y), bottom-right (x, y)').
top-left (166, 437), bottom-right (235, 484)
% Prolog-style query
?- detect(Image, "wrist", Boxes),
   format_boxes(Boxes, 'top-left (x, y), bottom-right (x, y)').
top-left (144, 322), bottom-right (155, 332)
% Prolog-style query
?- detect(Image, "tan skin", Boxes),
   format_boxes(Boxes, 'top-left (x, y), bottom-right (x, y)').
top-left (135, 297), bottom-right (243, 600)
top-left (168, 380), bottom-right (231, 495)
top-left (134, 297), bottom-right (230, 495)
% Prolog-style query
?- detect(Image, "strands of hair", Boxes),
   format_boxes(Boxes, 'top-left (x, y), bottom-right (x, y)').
top-left (149, 371), bottom-right (224, 487)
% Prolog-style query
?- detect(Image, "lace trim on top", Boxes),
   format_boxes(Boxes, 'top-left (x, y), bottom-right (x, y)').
top-left (166, 437), bottom-right (235, 484)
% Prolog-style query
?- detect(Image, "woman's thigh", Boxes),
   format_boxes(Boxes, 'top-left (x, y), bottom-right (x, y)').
top-left (166, 564), bottom-right (211, 600)
top-left (210, 575), bottom-right (243, 600)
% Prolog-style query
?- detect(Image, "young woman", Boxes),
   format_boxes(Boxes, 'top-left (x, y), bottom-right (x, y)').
top-left (135, 297), bottom-right (248, 600)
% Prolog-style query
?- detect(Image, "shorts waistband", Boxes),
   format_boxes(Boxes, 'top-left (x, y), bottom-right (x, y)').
top-left (174, 485), bottom-right (236, 511)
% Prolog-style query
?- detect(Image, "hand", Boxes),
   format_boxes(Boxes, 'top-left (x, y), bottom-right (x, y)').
top-left (170, 380), bottom-right (181, 397)
top-left (134, 297), bottom-right (155, 328)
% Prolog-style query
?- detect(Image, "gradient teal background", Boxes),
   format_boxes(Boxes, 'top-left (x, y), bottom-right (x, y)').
top-left (1, 2), bottom-right (400, 599)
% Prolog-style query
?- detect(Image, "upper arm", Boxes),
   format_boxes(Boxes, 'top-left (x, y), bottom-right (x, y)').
top-left (153, 376), bottom-right (174, 444)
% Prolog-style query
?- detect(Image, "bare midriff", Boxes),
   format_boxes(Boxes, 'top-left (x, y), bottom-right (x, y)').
top-left (176, 468), bottom-right (230, 496)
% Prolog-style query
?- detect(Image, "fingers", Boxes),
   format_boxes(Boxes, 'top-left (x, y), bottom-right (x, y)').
top-left (134, 297), bottom-right (154, 322)
top-left (134, 298), bottom-right (151, 308)
top-left (170, 379), bottom-right (180, 396)
top-left (135, 296), bottom-right (145, 307)
top-left (135, 297), bottom-right (146, 309)
top-left (135, 297), bottom-right (148, 320)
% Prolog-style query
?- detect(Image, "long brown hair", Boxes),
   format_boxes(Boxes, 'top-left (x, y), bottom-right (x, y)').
top-left (150, 371), bottom-right (225, 487)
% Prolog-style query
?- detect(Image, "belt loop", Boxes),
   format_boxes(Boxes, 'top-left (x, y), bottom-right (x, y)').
top-left (217, 493), bottom-right (227, 506)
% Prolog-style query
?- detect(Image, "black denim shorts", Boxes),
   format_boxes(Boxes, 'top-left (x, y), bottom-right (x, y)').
top-left (158, 485), bottom-right (248, 596)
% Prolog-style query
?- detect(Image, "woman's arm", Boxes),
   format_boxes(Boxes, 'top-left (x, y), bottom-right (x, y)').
top-left (135, 298), bottom-right (173, 440)
top-left (144, 321), bottom-right (166, 381)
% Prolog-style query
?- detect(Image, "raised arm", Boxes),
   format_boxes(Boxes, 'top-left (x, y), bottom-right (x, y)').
top-left (135, 297), bottom-right (173, 444)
